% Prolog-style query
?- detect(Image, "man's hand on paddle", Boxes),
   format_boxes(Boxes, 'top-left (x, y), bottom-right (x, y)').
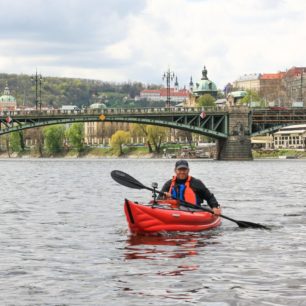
top-left (212, 207), bottom-right (221, 216)
top-left (163, 192), bottom-right (172, 199)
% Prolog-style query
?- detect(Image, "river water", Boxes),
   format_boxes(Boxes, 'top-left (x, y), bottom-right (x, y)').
top-left (0, 158), bottom-right (305, 305)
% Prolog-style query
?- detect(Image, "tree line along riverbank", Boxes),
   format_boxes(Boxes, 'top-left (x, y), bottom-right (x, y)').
top-left (1, 145), bottom-right (306, 159)
top-left (1, 122), bottom-right (306, 159)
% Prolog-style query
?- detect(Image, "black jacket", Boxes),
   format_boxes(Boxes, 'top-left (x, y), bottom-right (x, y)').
top-left (159, 176), bottom-right (219, 208)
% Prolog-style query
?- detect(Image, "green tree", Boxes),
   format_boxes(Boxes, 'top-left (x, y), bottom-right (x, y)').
top-left (66, 123), bottom-right (84, 152)
top-left (131, 124), bottom-right (167, 153)
top-left (130, 123), bottom-right (153, 153)
top-left (110, 130), bottom-right (130, 156)
top-left (217, 90), bottom-right (225, 99)
top-left (19, 131), bottom-right (25, 151)
top-left (0, 72), bottom-right (162, 109)
top-left (5, 135), bottom-right (10, 157)
top-left (34, 128), bottom-right (44, 157)
top-left (9, 131), bottom-right (25, 153)
top-left (146, 125), bottom-right (166, 153)
top-left (240, 90), bottom-right (265, 107)
top-left (196, 94), bottom-right (216, 107)
top-left (43, 125), bottom-right (66, 154)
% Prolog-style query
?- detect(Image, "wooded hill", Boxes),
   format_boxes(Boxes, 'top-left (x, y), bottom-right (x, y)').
top-left (0, 73), bottom-right (161, 109)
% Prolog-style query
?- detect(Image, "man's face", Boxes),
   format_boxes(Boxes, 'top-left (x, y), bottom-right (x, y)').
top-left (175, 167), bottom-right (189, 180)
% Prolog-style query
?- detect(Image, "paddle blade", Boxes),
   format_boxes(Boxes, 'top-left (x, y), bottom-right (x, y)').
top-left (111, 170), bottom-right (145, 190)
top-left (236, 220), bottom-right (270, 230)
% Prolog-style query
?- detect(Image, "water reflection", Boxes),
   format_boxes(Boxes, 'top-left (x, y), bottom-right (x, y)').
top-left (125, 231), bottom-right (221, 260)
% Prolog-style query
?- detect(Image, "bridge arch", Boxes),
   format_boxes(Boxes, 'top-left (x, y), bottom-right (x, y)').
top-left (0, 111), bottom-right (228, 139)
top-left (104, 117), bottom-right (227, 139)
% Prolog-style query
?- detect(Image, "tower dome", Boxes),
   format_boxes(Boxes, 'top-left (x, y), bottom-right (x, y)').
top-left (0, 85), bottom-right (17, 111)
top-left (193, 66), bottom-right (218, 97)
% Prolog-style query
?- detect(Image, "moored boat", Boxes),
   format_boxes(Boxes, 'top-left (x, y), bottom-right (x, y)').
top-left (124, 199), bottom-right (221, 234)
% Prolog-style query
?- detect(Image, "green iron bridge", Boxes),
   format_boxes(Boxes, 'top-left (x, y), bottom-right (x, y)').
top-left (0, 107), bottom-right (229, 138)
top-left (1, 106), bottom-right (306, 160)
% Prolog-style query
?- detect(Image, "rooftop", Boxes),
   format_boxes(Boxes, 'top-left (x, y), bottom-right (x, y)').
top-left (260, 72), bottom-right (285, 80)
top-left (236, 73), bottom-right (261, 81)
top-left (275, 129), bottom-right (306, 135)
top-left (280, 124), bottom-right (306, 130)
top-left (227, 90), bottom-right (247, 98)
top-left (141, 88), bottom-right (189, 97)
top-left (284, 67), bottom-right (306, 78)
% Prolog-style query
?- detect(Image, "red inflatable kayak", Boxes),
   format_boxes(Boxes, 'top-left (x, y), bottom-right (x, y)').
top-left (124, 199), bottom-right (221, 234)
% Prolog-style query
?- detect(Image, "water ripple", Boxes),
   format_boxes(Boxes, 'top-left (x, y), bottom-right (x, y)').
top-left (0, 159), bottom-right (306, 305)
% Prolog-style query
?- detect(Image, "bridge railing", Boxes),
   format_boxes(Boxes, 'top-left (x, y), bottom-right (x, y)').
top-left (3, 106), bottom-right (305, 118)
top-left (1, 106), bottom-right (225, 117)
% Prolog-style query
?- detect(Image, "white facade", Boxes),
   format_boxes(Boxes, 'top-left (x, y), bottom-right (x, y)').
top-left (140, 88), bottom-right (189, 103)
top-left (273, 124), bottom-right (306, 149)
top-left (140, 91), bottom-right (161, 101)
top-left (233, 73), bottom-right (261, 92)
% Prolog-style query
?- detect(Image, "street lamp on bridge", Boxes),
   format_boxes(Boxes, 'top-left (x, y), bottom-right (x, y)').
top-left (31, 70), bottom-right (43, 110)
top-left (39, 75), bottom-right (43, 110)
top-left (162, 68), bottom-right (175, 108)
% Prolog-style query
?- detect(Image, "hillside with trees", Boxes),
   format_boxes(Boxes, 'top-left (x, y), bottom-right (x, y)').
top-left (0, 73), bottom-right (161, 109)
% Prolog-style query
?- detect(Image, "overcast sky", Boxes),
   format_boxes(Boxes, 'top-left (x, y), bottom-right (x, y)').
top-left (1, 0), bottom-right (306, 89)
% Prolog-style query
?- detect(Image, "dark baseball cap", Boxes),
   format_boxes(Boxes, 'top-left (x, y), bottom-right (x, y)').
top-left (175, 160), bottom-right (189, 170)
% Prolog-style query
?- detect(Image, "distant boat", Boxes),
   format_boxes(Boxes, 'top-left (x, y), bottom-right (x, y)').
top-left (279, 155), bottom-right (298, 159)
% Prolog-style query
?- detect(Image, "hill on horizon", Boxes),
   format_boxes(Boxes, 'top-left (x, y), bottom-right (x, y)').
top-left (0, 72), bottom-right (161, 109)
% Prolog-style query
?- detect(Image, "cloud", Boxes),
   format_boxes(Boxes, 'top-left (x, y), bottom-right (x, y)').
top-left (0, 0), bottom-right (306, 88)
top-left (0, 0), bottom-right (144, 43)
top-left (114, 0), bottom-right (306, 86)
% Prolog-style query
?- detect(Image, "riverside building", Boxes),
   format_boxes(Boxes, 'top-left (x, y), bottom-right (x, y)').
top-left (273, 124), bottom-right (306, 150)
top-left (140, 88), bottom-right (189, 103)
top-left (233, 73), bottom-right (261, 92)
top-left (232, 66), bottom-right (306, 107)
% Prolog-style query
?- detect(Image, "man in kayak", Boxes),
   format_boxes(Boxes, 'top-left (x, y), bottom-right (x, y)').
top-left (159, 159), bottom-right (221, 215)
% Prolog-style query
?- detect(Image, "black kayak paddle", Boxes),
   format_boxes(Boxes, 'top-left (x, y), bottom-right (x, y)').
top-left (111, 170), bottom-right (270, 230)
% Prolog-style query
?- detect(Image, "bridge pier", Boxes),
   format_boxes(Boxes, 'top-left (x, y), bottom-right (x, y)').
top-left (217, 108), bottom-right (253, 160)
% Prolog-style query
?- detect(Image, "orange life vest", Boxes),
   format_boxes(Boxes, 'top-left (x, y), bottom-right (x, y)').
top-left (168, 176), bottom-right (198, 205)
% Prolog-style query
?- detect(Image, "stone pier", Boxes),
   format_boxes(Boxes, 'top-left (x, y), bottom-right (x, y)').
top-left (217, 107), bottom-right (253, 160)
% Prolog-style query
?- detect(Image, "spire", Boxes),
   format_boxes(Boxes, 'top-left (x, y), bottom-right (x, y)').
top-left (189, 76), bottom-right (194, 92)
top-left (189, 76), bottom-right (193, 86)
top-left (201, 66), bottom-right (208, 80)
top-left (174, 76), bottom-right (179, 91)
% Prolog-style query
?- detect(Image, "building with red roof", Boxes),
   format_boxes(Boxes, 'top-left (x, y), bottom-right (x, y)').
top-left (233, 67), bottom-right (306, 107)
top-left (282, 67), bottom-right (306, 105)
top-left (259, 72), bottom-right (286, 104)
top-left (140, 88), bottom-right (189, 103)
